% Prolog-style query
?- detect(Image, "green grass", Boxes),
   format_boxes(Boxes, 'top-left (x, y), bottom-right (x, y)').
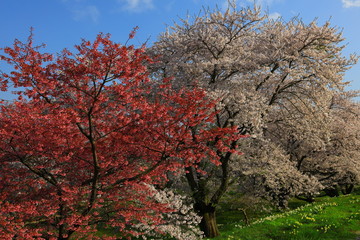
top-left (212, 193), bottom-right (360, 240)
top-left (88, 190), bottom-right (360, 239)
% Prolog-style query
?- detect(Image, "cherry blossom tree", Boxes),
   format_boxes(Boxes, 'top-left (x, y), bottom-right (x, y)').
top-left (134, 185), bottom-right (204, 240)
top-left (149, 1), bottom-right (358, 237)
top-left (0, 32), bottom-right (238, 239)
top-left (297, 92), bottom-right (360, 197)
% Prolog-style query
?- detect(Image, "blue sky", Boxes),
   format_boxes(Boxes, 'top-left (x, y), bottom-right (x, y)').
top-left (1, 0), bottom-right (360, 100)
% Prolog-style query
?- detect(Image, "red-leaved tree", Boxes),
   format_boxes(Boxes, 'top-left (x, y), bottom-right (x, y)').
top-left (0, 32), bottom-right (239, 239)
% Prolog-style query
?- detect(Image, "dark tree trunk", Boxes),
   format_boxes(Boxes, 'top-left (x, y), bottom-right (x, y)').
top-left (184, 139), bottom-right (237, 238)
top-left (201, 210), bottom-right (219, 238)
top-left (296, 195), bottom-right (315, 203)
top-left (324, 186), bottom-right (340, 197)
top-left (278, 197), bottom-right (288, 209)
top-left (195, 203), bottom-right (220, 238)
top-left (276, 188), bottom-right (290, 209)
top-left (341, 184), bottom-right (354, 195)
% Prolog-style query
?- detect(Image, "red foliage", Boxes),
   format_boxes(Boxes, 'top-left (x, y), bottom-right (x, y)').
top-left (0, 33), bottom-right (239, 239)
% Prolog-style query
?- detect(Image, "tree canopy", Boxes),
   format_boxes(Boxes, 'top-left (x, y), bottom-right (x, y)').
top-left (0, 32), bottom-right (239, 239)
top-left (149, 2), bottom-right (359, 237)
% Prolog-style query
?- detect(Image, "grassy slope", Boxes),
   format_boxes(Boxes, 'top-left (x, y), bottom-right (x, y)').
top-left (212, 193), bottom-right (360, 240)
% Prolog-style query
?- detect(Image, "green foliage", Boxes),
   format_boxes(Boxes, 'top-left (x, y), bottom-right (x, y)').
top-left (211, 192), bottom-right (360, 240)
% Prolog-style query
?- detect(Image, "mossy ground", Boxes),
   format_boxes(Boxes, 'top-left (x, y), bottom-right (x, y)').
top-left (212, 191), bottom-right (360, 240)
top-left (93, 189), bottom-right (360, 239)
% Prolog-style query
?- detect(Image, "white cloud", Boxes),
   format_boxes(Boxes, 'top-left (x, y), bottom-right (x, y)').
top-left (221, 0), bottom-right (283, 11)
top-left (119, 0), bottom-right (154, 12)
top-left (342, 0), bottom-right (360, 7)
top-left (72, 5), bottom-right (100, 23)
top-left (164, 1), bottom-right (175, 12)
top-left (268, 12), bottom-right (281, 20)
top-left (246, 0), bottom-right (283, 7)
